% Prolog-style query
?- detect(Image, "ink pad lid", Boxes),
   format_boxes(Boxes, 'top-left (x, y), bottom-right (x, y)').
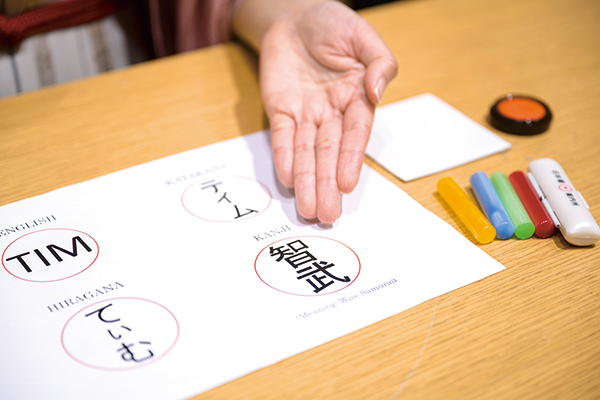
top-left (490, 94), bottom-right (552, 135)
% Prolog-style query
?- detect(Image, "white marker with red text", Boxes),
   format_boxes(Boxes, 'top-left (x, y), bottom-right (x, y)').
top-left (528, 158), bottom-right (600, 246)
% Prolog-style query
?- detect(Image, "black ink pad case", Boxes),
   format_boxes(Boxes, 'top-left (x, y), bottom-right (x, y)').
top-left (490, 94), bottom-right (552, 135)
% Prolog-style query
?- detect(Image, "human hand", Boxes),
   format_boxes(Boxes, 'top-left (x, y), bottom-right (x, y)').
top-left (259, 1), bottom-right (397, 223)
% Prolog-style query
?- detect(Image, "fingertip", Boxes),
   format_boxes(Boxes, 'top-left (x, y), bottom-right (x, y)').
top-left (338, 170), bottom-right (359, 194)
top-left (317, 212), bottom-right (339, 225)
top-left (317, 199), bottom-right (341, 224)
top-left (337, 147), bottom-right (365, 194)
top-left (295, 174), bottom-right (317, 220)
top-left (277, 169), bottom-right (295, 189)
top-left (373, 77), bottom-right (386, 105)
top-left (365, 57), bottom-right (398, 105)
top-left (297, 201), bottom-right (317, 221)
top-left (316, 182), bottom-right (341, 224)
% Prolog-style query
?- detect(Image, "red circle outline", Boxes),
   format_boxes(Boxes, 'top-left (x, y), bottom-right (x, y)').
top-left (1, 228), bottom-right (100, 283)
top-left (254, 235), bottom-right (361, 297)
top-left (558, 184), bottom-right (572, 192)
top-left (181, 175), bottom-right (272, 223)
top-left (61, 297), bottom-right (180, 372)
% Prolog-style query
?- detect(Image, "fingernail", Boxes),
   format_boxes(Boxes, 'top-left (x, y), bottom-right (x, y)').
top-left (374, 77), bottom-right (387, 105)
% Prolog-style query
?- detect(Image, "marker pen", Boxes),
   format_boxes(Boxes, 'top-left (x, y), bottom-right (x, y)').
top-left (528, 158), bottom-right (600, 246)
top-left (490, 172), bottom-right (535, 239)
top-left (437, 177), bottom-right (496, 244)
top-left (469, 171), bottom-right (514, 240)
top-left (508, 171), bottom-right (555, 238)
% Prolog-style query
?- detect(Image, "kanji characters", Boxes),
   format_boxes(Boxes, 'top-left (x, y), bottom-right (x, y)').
top-left (269, 240), bottom-right (350, 294)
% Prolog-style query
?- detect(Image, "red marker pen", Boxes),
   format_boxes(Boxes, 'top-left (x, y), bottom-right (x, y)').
top-left (508, 171), bottom-right (555, 238)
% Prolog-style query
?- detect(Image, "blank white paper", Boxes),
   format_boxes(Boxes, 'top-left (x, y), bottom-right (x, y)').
top-left (367, 93), bottom-right (512, 181)
top-left (0, 131), bottom-right (504, 400)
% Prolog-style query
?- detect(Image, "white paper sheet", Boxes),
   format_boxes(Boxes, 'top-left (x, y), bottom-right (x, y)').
top-left (0, 131), bottom-right (504, 400)
top-left (367, 93), bottom-right (512, 181)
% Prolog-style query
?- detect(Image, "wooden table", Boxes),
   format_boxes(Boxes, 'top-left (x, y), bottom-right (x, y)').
top-left (1, 0), bottom-right (599, 398)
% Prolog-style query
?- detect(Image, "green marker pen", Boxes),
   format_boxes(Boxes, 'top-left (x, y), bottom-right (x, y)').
top-left (490, 172), bottom-right (535, 239)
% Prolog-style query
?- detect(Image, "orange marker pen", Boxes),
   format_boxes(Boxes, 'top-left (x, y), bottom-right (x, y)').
top-left (437, 177), bottom-right (496, 244)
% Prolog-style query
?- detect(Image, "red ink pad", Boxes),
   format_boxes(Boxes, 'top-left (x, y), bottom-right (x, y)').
top-left (490, 94), bottom-right (552, 135)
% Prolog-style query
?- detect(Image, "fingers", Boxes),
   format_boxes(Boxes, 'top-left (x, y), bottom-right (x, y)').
top-left (268, 96), bottom-right (371, 221)
top-left (272, 112), bottom-right (343, 223)
top-left (293, 122), bottom-right (318, 219)
top-left (270, 113), bottom-right (296, 188)
top-left (352, 19), bottom-right (398, 105)
top-left (315, 118), bottom-right (343, 224)
top-left (337, 95), bottom-right (375, 194)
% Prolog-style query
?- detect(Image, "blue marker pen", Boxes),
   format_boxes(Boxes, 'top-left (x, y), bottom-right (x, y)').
top-left (470, 171), bottom-right (515, 239)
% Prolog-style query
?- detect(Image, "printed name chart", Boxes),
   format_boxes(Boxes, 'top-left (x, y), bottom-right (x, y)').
top-left (0, 131), bottom-right (504, 400)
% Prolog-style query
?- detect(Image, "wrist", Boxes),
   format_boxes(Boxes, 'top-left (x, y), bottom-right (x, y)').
top-left (232, 0), bottom-right (330, 51)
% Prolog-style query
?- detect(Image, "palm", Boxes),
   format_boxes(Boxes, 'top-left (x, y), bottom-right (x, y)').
top-left (259, 1), bottom-right (396, 223)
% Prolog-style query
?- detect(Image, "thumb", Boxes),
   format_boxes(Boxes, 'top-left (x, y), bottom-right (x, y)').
top-left (366, 56), bottom-right (398, 105)
top-left (352, 20), bottom-right (398, 105)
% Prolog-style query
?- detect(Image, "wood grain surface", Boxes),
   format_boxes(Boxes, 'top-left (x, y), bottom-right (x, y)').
top-left (1, 0), bottom-right (599, 398)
